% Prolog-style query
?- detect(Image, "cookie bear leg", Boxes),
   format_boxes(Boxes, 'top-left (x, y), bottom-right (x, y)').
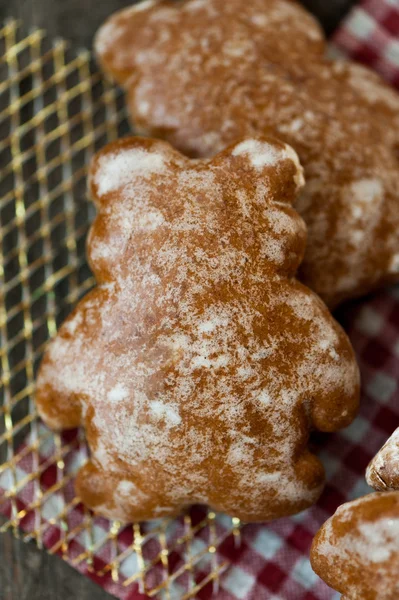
top-left (206, 451), bottom-right (324, 522)
top-left (35, 371), bottom-right (83, 431)
top-left (75, 461), bottom-right (183, 522)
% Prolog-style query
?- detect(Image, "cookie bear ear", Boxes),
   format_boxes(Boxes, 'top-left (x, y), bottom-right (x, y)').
top-left (88, 137), bottom-right (179, 206)
top-left (214, 137), bottom-right (305, 204)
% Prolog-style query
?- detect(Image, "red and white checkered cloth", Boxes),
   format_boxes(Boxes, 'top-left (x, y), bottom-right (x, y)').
top-left (2, 1), bottom-right (399, 598)
top-left (332, 0), bottom-right (399, 84)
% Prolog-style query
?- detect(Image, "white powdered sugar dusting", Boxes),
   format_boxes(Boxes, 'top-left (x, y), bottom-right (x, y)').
top-left (95, 21), bottom-right (124, 56)
top-left (259, 235), bottom-right (285, 265)
top-left (135, 209), bottom-right (165, 231)
top-left (350, 179), bottom-right (383, 205)
top-left (319, 177), bottom-right (386, 297)
top-left (184, 0), bottom-right (209, 12)
top-left (197, 316), bottom-right (229, 333)
top-left (233, 140), bottom-right (294, 171)
top-left (117, 480), bottom-right (137, 496)
top-left (232, 140), bottom-right (304, 189)
top-left (318, 495), bottom-right (399, 566)
top-left (150, 400), bottom-right (182, 426)
top-left (282, 144), bottom-right (305, 187)
top-left (257, 390), bottom-right (272, 406)
top-left (251, 14), bottom-right (269, 27)
top-left (63, 311), bottom-right (83, 335)
top-left (108, 383), bottom-right (129, 403)
top-left (389, 254), bottom-right (399, 274)
top-left (355, 519), bottom-right (399, 563)
top-left (95, 148), bottom-right (166, 196)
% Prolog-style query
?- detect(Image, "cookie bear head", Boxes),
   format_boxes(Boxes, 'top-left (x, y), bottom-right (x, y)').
top-left (311, 492), bottom-right (399, 600)
top-left (95, 0), bottom-right (399, 307)
top-left (87, 136), bottom-right (307, 285)
top-left (36, 136), bottom-right (359, 523)
top-left (367, 428), bottom-right (399, 492)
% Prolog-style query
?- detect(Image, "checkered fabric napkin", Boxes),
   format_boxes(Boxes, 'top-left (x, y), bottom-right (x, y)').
top-left (2, 2), bottom-right (399, 599)
top-left (332, 0), bottom-right (399, 84)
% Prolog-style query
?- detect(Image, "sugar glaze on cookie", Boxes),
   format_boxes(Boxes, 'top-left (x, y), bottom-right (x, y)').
top-left (36, 136), bottom-right (359, 522)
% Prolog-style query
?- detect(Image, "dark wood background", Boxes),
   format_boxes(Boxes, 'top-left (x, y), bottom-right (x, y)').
top-left (0, 1), bottom-right (356, 599)
top-left (1, 0), bottom-right (356, 44)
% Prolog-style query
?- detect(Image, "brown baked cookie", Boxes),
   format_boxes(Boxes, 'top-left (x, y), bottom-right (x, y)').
top-left (95, 0), bottom-right (399, 308)
top-left (36, 136), bottom-right (359, 523)
top-left (367, 428), bottom-right (399, 491)
top-left (311, 492), bottom-right (399, 600)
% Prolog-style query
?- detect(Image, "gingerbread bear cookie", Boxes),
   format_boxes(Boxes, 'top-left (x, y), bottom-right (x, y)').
top-left (367, 428), bottom-right (399, 491)
top-left (311, 492), bottom-right (399, 600)
top-left (36, 136), bottom-right (359, 523)
top-left (95, 0), bottom-right (399, 308)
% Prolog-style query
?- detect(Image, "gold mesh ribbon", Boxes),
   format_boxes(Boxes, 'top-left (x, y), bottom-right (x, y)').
top-left (0, 18), bottom-right (241, 598)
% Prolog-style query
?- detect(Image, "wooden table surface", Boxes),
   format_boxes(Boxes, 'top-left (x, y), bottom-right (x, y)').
top-left (0, 0), bottom-right (356, 598)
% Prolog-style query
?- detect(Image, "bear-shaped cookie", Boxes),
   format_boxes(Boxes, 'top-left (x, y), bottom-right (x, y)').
top-left (311, 492), bottom-right (399, 600)
top-left (95, 0), bottom-right (399, 308)
top-left (36, 136), bottom-right (359, 522)
top-left (367, 428), bottom-right (399, 492)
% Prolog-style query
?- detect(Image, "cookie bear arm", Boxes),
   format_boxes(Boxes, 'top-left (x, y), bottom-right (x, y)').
top-left (35, 288), bottom-right (106, 430)
top-left (307, 295), bottom-right (360, 433)
top-left (75, 461), bottom-right (185, 522)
